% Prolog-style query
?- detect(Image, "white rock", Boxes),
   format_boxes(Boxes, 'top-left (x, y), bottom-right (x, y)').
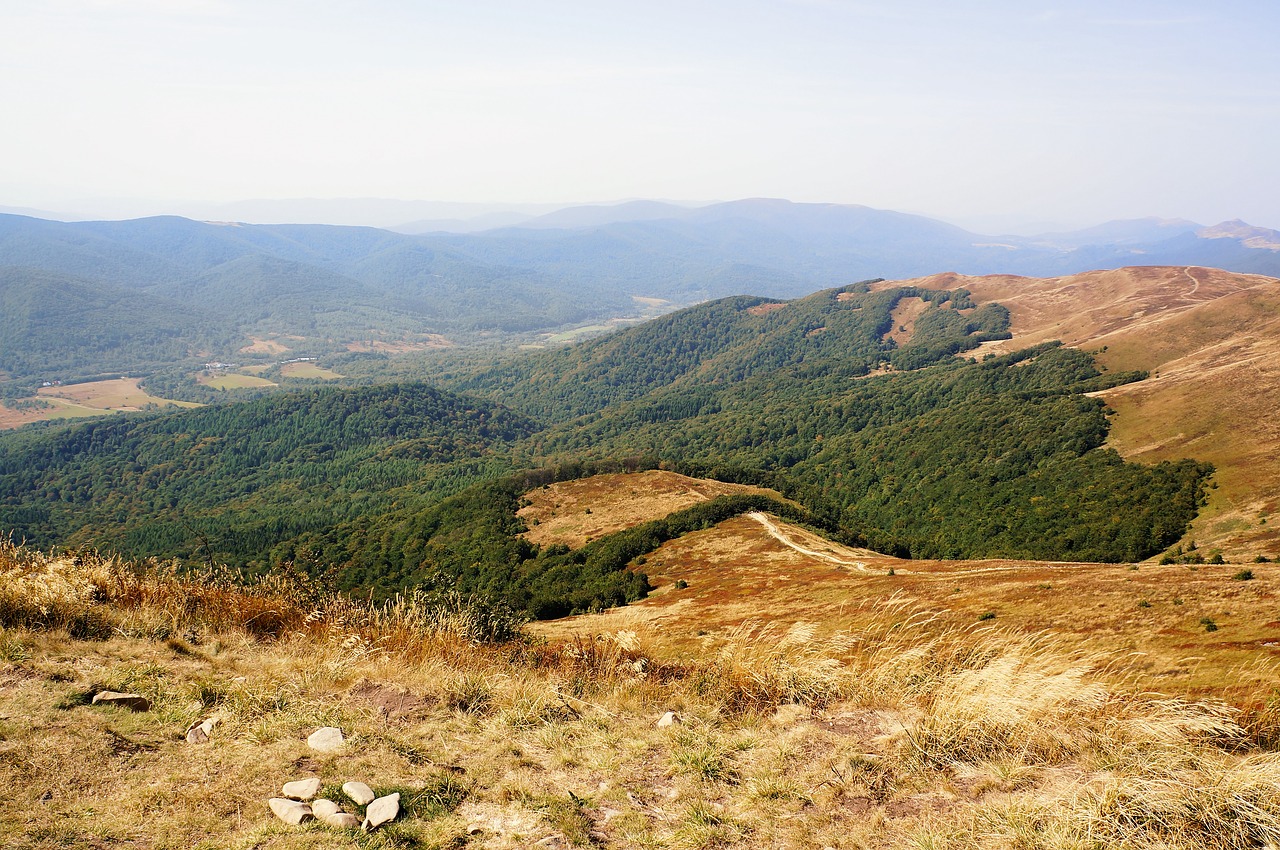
top-left (185, 717), bottom-right (219, 744)
top-left (268, 798), bottom-right (313, 825)
top-left (282, 778), bottom-right (321, 800)
top-left (342, 781), bottom-right (375, 806)
top-left (92, 691), bottom-right (150, 712)
top-left (307, 726), bottom-right (344, 753)
top-left (323, 812), bottom-right (361, 828)
top-left (311, 798), bottom-right (340, 819)
top-left (362, 792), bottom-right (400, 831)
top-left (656, 710), bottom-right (680, 728)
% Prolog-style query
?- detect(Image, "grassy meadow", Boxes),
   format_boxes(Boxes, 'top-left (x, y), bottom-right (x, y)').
top-left (0, 379), bottom-right (200, 430)
top-left (3, 500), bottom-right (1279, 849)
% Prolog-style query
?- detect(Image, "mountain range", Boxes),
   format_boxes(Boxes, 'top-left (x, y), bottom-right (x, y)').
top-left (3, 199), bottom-right (1280, 392)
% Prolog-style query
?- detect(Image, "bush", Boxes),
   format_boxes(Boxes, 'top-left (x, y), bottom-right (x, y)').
top-left (1234, 569), bottom-right (1256, 581)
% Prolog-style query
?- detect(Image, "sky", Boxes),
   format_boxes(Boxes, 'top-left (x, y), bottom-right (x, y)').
top-left (2, 0), bottom-right (1278, 231)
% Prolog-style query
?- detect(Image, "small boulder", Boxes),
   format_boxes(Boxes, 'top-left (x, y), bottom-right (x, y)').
top-left (91, 691), bottom-right (150, 712)
top-left (282, 778), bottom-right (322, 800)
top-left (342, 781), bottom-right (375, 806)
top-left (656, 710), bottom-right (680, 728)
top-left (311, 798), bottom-right (340, 819)
top-left (307, 726), bottom-right (344, 753)
top-left (323, 812), bottom-right (361, 829)
top-left (185, 717), bottom-right (219, 744)
top-left (362, 792), bottom-right (400, 831)
top-left (268, 798), bottom-right (313, 825)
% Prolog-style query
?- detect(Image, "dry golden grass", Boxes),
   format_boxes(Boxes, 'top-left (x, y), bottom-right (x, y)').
top-left (197, 371), bottom-right (278, 390)
top-left (3, 537), bottom-right (1280, 849)
top-left (279, 362), bottom-right (344, 380)
top-left (2, 379), bottom-right (199, 430)
top-left (517, 471), bottom-right (784, 548)
top-left (537, 512), bottom-right (1280, 708)
top-left (239, 337), bottom-right (292, 355)
top-left (884, 295), bottom-right (934, 345)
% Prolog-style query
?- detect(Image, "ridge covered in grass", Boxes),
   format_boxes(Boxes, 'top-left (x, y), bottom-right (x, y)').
top-left (2, 540), bottom-right (1278, 848)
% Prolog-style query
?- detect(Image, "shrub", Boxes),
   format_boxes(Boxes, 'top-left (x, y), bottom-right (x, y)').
top-left (1233, 569), bottom-right (1256, 581)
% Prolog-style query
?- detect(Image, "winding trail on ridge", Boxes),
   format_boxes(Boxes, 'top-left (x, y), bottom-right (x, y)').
top-left (743, 512), bottom-right (1085, 578)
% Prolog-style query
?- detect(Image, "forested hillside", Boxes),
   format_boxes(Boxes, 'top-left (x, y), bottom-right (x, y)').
top-left (0, 213), bottom-right (632, 391)
top-left (0, 384), bottom-right (535, 563)
top-left (455, 282), bottom-right (1010, 421)
top-left (0, 282), bottom-right (1213, 616)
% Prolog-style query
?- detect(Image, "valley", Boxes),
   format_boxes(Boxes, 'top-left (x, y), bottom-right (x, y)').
top-left (3, 250), bottom-right (1280, 849)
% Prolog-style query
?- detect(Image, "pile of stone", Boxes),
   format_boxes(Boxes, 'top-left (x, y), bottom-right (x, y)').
top-left (268, 778), bottom-right (400, 831)
top-left (264, 727), bottom-right (403, 831)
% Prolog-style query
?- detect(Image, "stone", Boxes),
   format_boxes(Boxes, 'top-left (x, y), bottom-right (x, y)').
top-left (342, 781), bottom-right (375, 806)
top-left (311, 798), bottom-right (340, 819)
top-left (307, 726), bottom-right (344, 753)
top-left (185, 717), bottom-right (218, 744)
top-left (91, 691), bottom-right (150, 712)
top-left (282, 778), bottom-right (322, 800)
top-left (323, 812), bottom-right (361, 828)
top-left (656, 710), bottom-right (680, 728)
top-left (268, 798), bottom-right (313, 825)
top-left (362, 792), bottom-right (400, 831)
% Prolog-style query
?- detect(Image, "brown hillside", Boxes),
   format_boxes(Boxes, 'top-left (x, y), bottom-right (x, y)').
top-left (880, 267), bottom-right (1280, 559)
top-left (517, 470), bottom-right (783, 548)
top-left (535, 510), bottom-right (1280, 705)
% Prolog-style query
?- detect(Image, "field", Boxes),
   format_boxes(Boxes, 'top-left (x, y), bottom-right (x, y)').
top-left (344, 335), bottom-right (452, 353)
top-left (0, 379), bottom-right (199, 430)
top-left (279, 362), bottom-right (344, 380)
top-left (518, 470), bottom-right (783, 548)
top-left (197, 372), bottom-right (279, 390)
top-left (239, 337), bottom-right (292, 355)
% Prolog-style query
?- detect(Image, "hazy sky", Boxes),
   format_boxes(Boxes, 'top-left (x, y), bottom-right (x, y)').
top-left (2, 0), bottom-right (1278, 229)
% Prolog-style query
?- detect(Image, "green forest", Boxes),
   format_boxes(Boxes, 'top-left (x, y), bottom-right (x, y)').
top-left (0, 282), bottom-right (1212, 617)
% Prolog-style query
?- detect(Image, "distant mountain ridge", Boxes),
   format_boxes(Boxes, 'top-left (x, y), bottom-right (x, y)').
top-left (4, 200), bottom-right (1280, 390)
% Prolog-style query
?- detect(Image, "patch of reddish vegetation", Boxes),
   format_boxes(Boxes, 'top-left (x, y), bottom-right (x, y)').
top-left (747, 303), bottom-right (787, 316)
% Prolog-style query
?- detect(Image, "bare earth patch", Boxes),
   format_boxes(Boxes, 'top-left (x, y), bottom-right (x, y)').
top-left (746, 302), bottom-right (787, 316)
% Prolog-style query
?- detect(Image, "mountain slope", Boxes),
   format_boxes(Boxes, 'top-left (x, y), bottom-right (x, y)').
top-left (891, 266), bottom-right (1280, 558)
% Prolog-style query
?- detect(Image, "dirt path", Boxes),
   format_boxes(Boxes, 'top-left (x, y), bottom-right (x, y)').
top-left (1182, 266), bottom-right (1201, 300)
top-left (745, 511), bottom-right (881, 572)
top-left (744, 512), bottom-right (1089, 578)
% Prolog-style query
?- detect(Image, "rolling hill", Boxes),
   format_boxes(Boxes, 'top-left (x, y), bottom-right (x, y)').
top-left (885, 266), bottom-right (1280, 559)
top-left (5, 200), bottom-right (1280, 400)
top-left (0, 273), bottom-right (1221, 618)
